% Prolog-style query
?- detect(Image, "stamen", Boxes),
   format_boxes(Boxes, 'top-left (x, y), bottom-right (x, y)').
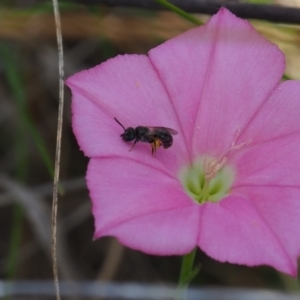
top-left (219, 128), bottom-right (252, 159)
top-left (203, 129), bottom-right (251, 181)
top-left (231, 128), bottom-right (241, 147)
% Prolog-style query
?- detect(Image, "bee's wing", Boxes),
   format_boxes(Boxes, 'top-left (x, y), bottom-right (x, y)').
top-left (148, 127), bottom-right (178, 135)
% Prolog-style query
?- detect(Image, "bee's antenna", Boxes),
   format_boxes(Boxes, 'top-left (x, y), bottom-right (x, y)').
top-left (114, 117), bottom-right (126, 131)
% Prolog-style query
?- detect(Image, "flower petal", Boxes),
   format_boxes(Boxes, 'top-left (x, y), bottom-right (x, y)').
top-left (66, 54), bottom-right (189, 172)
top-left (88, 158), bottom-right (199, 254)
top-left (231, 133), bottom-right (300, 187)
top-left (198, 195), bottom-right (297, 275)
top-left (238, 80), bottom-right (300, 146)
top-left (233, 186), bottom-right (300, 276)
top-left (148, 8), bottom-right (284, 157)
top-left (106, 206), bottom-right (199, 255)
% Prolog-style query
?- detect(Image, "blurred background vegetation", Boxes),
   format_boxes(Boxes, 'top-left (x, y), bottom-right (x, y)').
top-left (0, 0), bottom-right (300, 297)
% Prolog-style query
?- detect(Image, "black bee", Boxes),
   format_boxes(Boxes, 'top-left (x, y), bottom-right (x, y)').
top-left (114, 117), bottom-right (178, 156)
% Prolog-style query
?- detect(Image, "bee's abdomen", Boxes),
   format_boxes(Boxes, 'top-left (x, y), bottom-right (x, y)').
top-left (159, 132), bottom-right (173, 149)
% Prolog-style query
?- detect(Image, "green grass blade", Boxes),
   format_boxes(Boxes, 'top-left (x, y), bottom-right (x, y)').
top-left (156, 0), bottom-right (203, 25)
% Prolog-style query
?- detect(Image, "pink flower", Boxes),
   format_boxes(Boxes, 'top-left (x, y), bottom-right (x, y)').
top-left (66, 8), bottom-right (300, 276)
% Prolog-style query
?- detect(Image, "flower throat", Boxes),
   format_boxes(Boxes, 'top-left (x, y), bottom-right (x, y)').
top-left (180, 130), bottom-right (251, 204)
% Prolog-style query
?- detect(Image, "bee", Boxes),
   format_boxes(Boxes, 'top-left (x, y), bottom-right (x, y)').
top-left (114, 117), bottom-right (178, 156)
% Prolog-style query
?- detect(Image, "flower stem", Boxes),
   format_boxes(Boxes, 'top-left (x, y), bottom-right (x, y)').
top-left (177, 248), bottom-right (200, 299)
top-left (179, 248), bottom-right (198, 286)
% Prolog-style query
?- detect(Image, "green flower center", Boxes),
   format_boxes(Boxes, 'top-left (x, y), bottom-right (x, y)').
top-left (179, 156), bottom-right (235, 204)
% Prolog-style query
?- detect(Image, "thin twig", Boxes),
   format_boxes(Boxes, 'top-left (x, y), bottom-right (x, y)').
top-left (52, 0), bottom-right (64, 299)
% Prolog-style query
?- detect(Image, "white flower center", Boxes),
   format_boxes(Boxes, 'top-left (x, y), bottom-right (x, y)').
top-left (180, 130), bottom-right (251, 204)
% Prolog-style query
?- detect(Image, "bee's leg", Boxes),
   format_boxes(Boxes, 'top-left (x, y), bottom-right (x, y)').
top-left (151, 143), bottom-right (157, 157)
top-left (129, 138), bottom-right (138, 152)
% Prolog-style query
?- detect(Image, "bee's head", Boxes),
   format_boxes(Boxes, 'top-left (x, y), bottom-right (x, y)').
top-left (114, 117), bottom-right (136, 141)
top-left (121, 127), bottom-right (136, 141)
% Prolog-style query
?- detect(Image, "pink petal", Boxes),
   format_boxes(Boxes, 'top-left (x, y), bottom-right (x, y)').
top-left (238, 80), bottom-right (300, 146)
top-left (148, 8), bottom-right (284, 157)
top-left (233, 186), bottom-right (300, 276)
top-left (106, 206), bottom-right (199, 255)
top-left (199, 195), bottom-right (297, 275)
top-left (66, 54), bottom-right (189, 172)
top-left (88, 158), bottom-right (199, 254)
top-left (230, 133), bottom-right (300, 187)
